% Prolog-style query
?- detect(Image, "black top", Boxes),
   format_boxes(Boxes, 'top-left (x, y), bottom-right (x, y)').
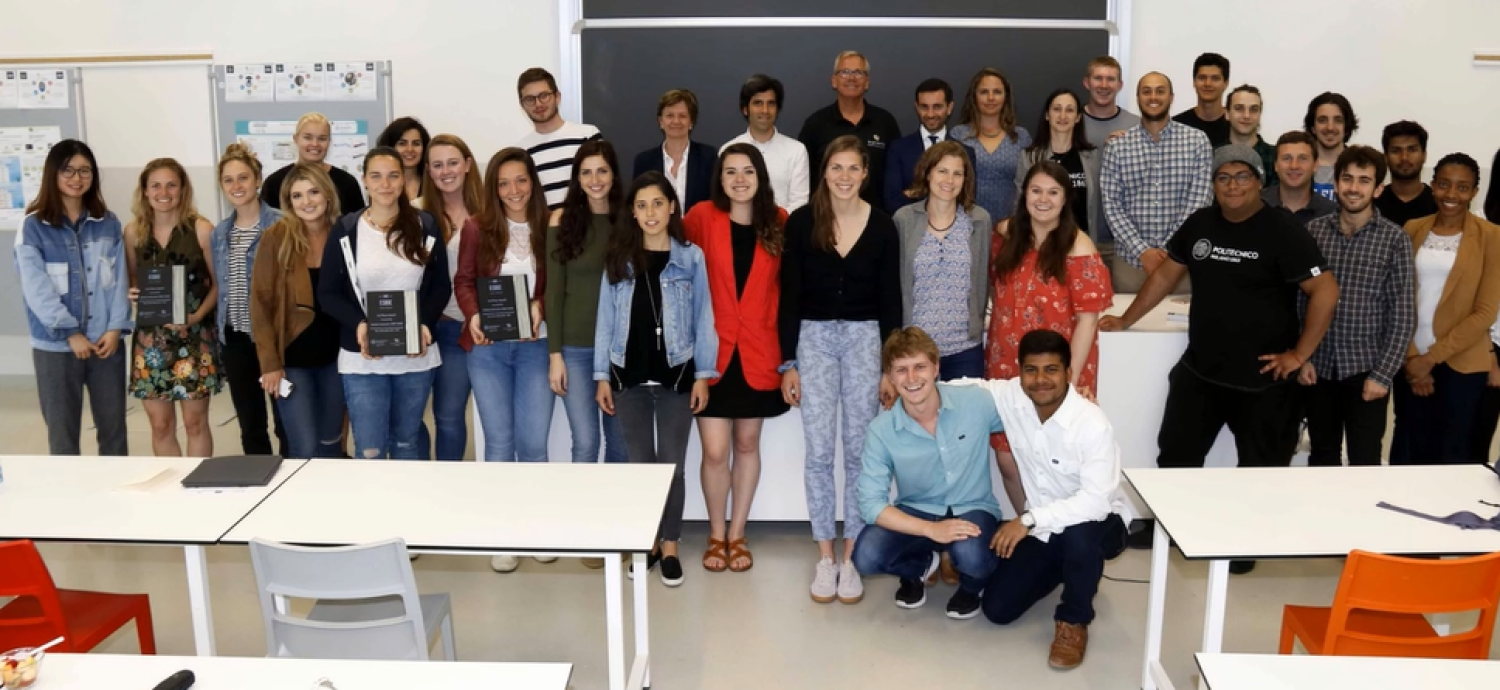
top-left (283, 267), bottom-right (342, 369)
top-left (1172, 109), bottom-right (1232, 148)
top-left (1050, 148), bottom-right (1090, 233)
top-left (730, 221), bottom-right (756, 296)
top-left (797, 101), bottom-right (903, 212)
top-left (778, 205), bottom-right (903, 359)
top-left (631, 141), bottom-right (718, 210)
top-left (1374, 184), bottom-right (1437, 229)
top-left (262, 165), bottom-right (366, 218)
top-left (1166, 205), bottom-right (1328, 391)
top-left (613, 250), bottom-right (691, 390)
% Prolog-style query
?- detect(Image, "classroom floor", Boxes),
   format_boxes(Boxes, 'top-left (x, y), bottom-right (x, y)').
top-left (4, 378), bottom-right (1495, 690)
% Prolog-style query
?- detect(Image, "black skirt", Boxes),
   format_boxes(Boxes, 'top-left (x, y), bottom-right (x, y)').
top-left (698, 350), bottom-right (789, 419)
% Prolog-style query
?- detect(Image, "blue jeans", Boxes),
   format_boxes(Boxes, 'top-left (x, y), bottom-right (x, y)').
top-left (343, 369), bottom-right (436, 460)
top-left (469, 338), bottom-right (554, 461)
top-left (560, 345), bottom-right (626, 462)
top-left (939, 344), bottom-right (985, 381)
top-left (277, 363), bottom-right (346, 459)
top-left (981, 514), bottom-right (1127, 626)
top-left (851, 505), bottom-right (1000, 594)
top-left (427, 319), bottom-right (471, 460)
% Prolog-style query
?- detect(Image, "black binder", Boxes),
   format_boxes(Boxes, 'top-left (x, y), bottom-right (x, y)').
top-left (180, 455), bottom-right (284, 488)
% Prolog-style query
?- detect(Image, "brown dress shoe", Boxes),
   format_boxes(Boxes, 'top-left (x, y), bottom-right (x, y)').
top-left (938, 552), bottom-right (960, 586)
top-left (1048, 621), bottom-right (1088, 670)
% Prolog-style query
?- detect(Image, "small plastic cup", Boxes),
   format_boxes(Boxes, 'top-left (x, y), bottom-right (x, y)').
top-left (0, 647), bottom-right (42, 689)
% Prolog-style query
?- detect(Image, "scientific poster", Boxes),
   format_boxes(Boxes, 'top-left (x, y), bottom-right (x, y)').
top-left (17, 70), bottom-right (68, 109)
top-left (0, 71), bottom-right (19, 109)
top-left (325, 62), bottom-right (379, 101)
top-left (0, 126), bottom-right (62, 230)
top-left (223, 64), bottom-right (275, 103)
top-left (273, 63), bottom-right (327, 101)
top-left (233, 119), bottom-right (369, 177)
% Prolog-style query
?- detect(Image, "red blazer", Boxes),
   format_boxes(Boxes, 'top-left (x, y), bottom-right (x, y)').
top-left (684, 201), bottom-right (787, 391)
top-left (453, 218), bottom-right (548, 351)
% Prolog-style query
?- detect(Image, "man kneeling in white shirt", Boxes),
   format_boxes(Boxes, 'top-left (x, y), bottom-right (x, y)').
top-left (955, 329), bottom-right (1128, 671)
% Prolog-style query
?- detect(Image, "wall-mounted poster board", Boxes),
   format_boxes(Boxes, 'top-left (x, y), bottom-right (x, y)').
top-left (0, 67), bottom-right (84, 231)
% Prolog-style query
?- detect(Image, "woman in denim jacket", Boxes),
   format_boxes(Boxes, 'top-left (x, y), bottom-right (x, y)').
top-left (593, 171), bottom-right (718, 587)
top-left (16, 140), bottom-right (132, 455)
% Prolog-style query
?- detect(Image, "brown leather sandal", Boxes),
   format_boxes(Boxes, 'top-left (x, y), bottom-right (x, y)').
top-left (703, 537), bottom-right (729, 572)
top-left (727, 538), bottom-right (754, 572)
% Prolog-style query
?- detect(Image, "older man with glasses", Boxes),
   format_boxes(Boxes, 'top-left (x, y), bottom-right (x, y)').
top-left (796, 50), bottom-right (903, 212)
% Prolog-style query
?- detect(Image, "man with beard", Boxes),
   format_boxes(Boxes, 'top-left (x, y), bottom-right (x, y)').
top-left (1101, 146), bottom-right (1338, 571)
top-left (513, 67), bottom-right (602, 208)
top-left (1298, 145), bottom-right (1416, 467)
top-left (883, 79), bottom-right (975, 212)
top-left (1226, 85), bottom-right (1275, 187)
top-left (798, 50), bottom-right (903, 211)
top-left (1374, 121), bottom-right (1438, 227)
top-left (1173, 53), bottom-right (1232, 148)
top-left (722, 74), bottom-right (810, 212)
top-left (1081, 56), bottom-right (1140, 147)
top-left (1100, 72), bottom-right (1213, 293)
top-left (1262, 131), bottom-right (1338, 225)
top-left (1304, 92), bottom-right (1359, 202)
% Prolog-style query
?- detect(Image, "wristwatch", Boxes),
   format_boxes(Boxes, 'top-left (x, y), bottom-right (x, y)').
top-left (1020, 512), bottom-right (1036, 530)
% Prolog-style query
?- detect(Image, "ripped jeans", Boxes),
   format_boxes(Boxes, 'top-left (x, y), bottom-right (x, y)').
top-left (278, 362), bottom-right (347, 458)
top-left (342, 368), bottom-right (436, 460)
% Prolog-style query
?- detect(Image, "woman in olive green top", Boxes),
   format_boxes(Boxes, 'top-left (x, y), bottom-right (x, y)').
top-left (547, 139), bottom-right (627, 463)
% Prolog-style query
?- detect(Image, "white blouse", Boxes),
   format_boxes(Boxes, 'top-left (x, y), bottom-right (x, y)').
top-left (339, 216), bottom-right (443, 375)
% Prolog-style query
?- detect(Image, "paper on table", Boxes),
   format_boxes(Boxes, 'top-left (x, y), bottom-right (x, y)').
top-left (115, 468), bottom-right (180, 492)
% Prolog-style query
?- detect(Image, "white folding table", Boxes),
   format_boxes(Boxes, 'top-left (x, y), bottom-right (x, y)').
top-left (33, 652), bottom-right (572, 689)
top-left (220, 459), bottom-right (673, 690)
top-left (1195, 652), bottom-right (1500, 690)
top-left (0, 456), bottom-right (307, 657)
top-left (1128, 465), bottom-right (1500, 690)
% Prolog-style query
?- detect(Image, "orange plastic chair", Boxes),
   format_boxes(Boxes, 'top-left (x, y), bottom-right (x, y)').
top-left (1279, 549), bottom-right (1500, 659)
top-left (0, 540), bottom-right (155, 654)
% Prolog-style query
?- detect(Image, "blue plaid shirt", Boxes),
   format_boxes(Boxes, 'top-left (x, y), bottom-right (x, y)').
top-left (1100, 121), bottom-right (1213, 268)
top-left (1300, 210), bottom-right (1416, 388)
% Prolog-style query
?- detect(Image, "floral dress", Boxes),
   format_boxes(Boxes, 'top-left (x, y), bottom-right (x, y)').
top-left (131, 225), bottom-right (222, 400)
top-left (986, 233), bottom-right (1113, 450)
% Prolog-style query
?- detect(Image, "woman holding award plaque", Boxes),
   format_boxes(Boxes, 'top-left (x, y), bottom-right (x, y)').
top-left (318, 147), bottom-right (450, 460)
top-left (124, 158), bottom-right (222, 458)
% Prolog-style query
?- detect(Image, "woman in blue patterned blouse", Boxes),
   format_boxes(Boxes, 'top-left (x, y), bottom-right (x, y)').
top-left (950, 68), bottom-right (1032, 224)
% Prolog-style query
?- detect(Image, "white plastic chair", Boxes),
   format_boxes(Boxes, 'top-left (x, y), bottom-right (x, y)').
top-left (248, 538), bottom-right (455, 661)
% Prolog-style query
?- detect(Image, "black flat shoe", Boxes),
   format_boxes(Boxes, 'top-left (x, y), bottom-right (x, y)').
top-left (660, 556), bottom-right (684, 587)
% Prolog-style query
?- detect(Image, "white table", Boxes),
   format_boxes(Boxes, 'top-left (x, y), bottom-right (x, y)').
top-left (1195, 652), bottom-right (1500, 690)
top-left (1128, 465), bottom-right (1500, 690)
top-left (222, 459), bottom-right (673, 690)
top-left (0, 456), bottom-right (306, 657)
top-left (32, 652), bottom-right (571, 689)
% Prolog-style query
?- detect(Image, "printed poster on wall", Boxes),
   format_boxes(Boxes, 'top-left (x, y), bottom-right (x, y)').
top-left (17, 70), bottom-right (68, 109)
top-left (273, 63), bottom-right (327, 101)
top-left (325, 62), bottom-right (379, 102)
top-left (0, 71), bottom-right (19, 109)
top-left (0, 126), bottom-right (63, 230)
top-left (223, 64), bottom-right (275, 103)
top-left (233, 120), bottom-right (369, 178)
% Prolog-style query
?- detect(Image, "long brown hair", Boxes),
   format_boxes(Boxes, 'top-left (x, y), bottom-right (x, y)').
top-left (711, 143), bottom-right (783, 255)
top-left (418, 133), bottom-right (485, 242)
top-left (130, 158), bottom-right (203, 248)
top-left (553, 139), bottom-right (624, 263)
top-left (25, 139), bottom-right (107, 227)
top-left (905, 141), bottom-right (977, 210)
top-left (476, 148), bottom-right (549, 273)
top-left (809, 135), bottom-right (869, 253)
top-left (958, 67), bottom-right (1018, 139)
top-left (605, 172), bottom-right (687, 284)
top-left (270, 163), bottom-right (340, 269)
top-left (363, 147), bottom-right (429, 265)
top-left (993, 160), bottom-right (1078, 285)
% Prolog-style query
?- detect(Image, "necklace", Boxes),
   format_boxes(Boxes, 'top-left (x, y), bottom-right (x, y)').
top-left (979, 128), bottom-right (1004, 138)
top-left (645, 264), bottom-right (664, 351)
top-left (928, 212), bottom-right (956, 233)
top-left (363, 209), bottom-right (396, 230)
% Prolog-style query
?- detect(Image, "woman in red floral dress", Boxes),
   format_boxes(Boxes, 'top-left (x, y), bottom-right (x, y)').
top-left (985, 160), bottom-right (1113, 513)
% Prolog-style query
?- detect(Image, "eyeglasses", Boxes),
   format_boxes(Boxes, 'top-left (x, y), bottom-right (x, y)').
top-left (521, 90), bottom-right (556, 107)
top-left (835, 69), bottom-right (868, 79)
top-left (1213, 171), bottom-right (1257, 186)
top-left (60, 167), bottom-right (94, 179)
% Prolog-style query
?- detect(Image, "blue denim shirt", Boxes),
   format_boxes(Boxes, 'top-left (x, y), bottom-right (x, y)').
top-left (15, 211), bottom-right (133, 351)
top-left (593, 238), bottom-right (718, 381)
top-left (210, 201), bottom-right (281, 343)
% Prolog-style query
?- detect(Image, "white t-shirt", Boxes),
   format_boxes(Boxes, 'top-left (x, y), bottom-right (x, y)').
top-left (339, 216), bottom-right (443, 375)
top-left (1413, 232), bottom-right (1460, 355)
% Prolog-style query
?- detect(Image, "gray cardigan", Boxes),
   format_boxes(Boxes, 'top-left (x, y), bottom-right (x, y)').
top-left (892, 203), bottom-right (994, 344)
top-left (1014, 146), bottom-right (1102, 244)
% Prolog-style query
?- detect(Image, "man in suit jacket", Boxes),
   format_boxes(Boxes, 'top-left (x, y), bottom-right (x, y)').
top-left (633, 89), bottom-right (716, 209)
top-left (884, 79), bottom-right (976, 213)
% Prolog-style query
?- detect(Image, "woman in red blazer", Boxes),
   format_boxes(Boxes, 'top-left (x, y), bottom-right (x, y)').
top-left (683, 143), bottom-right (790, 573)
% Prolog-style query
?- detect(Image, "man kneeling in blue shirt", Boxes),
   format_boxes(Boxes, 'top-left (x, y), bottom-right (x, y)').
top-left (851, 327), bottom-right (1004, 620)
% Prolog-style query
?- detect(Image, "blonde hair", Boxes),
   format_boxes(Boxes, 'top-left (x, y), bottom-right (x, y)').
top-left (270, 163), bottom-right (341, 269)
top-left (295, 111), bottom-right (330, 136)
top-left (832, 50), bottom-right (869, 74)
top-left (218, 141), bottom-right (263, 181)
top-left (131, 158), bottom-right (203, 248)
top-left (417, 134), bottom-right (486, 242)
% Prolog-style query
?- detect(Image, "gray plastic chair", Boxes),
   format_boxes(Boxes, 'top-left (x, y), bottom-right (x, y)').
top-left (248, 538), bottom-right (455, 661)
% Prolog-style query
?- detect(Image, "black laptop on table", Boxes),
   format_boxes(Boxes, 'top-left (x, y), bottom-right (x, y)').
top-left (180, 455), bottom-right (284, 488)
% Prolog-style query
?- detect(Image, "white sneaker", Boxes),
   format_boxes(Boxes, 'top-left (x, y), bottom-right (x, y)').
top-left (534, 555), bottom-right (559, 564)
top-left (837, 559), bottom-right (864, 604)
top-left (810, 557), bottom-right (839, 603)
top-left (490, 555), bottom-right (520, 573)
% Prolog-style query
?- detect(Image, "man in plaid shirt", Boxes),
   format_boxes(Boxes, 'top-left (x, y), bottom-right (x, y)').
top-left (1100, 72), bottom-right (1213, 294)
top-left (1298, 145), bottom-right (1416, 466)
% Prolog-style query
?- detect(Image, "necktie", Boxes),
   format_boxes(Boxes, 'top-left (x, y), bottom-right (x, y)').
top-left (928, 134), bottom-right (938, 147)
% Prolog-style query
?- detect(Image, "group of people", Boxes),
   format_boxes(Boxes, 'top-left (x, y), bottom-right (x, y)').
top-left (17, 48), bottom-right (1500, 672)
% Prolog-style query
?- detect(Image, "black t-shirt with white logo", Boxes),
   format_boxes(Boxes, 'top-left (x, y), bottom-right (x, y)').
top-left (1166, 204), bottom-right (1328, 391)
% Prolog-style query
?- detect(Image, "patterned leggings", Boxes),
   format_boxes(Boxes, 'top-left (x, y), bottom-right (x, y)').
top-left (797, 320), bottom-right (881, 543)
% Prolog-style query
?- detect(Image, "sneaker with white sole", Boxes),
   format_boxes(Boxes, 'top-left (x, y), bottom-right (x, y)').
top-left (810, 557), bottom-right (839, 603)
top-left (490, 555), bottom-right (519, 572)
top-left (837, 559), bottom-right (864, 604)
top-left (535, 555), bottom-right (559, 564)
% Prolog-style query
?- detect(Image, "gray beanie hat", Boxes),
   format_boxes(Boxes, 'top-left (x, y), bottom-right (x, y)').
top-left (1212, 144), bottom-right (1264, 181)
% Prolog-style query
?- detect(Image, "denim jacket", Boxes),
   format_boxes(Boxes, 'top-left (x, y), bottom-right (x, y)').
top-left (593, 239), bottom-right (719, 382)
top-left (210, 201), bottom-right (281, 343)
top-left (15, 211), bottom-right (133, 351)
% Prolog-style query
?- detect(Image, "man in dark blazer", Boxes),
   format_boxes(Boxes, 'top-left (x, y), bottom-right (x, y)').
top-left (884, 78), bottom-right (977, 213)
top-left (633, 88), bottom-right (716, 210)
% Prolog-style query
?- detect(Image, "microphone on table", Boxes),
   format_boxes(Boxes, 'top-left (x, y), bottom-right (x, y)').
top-left (152, 669), bottom-right (195, 690)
